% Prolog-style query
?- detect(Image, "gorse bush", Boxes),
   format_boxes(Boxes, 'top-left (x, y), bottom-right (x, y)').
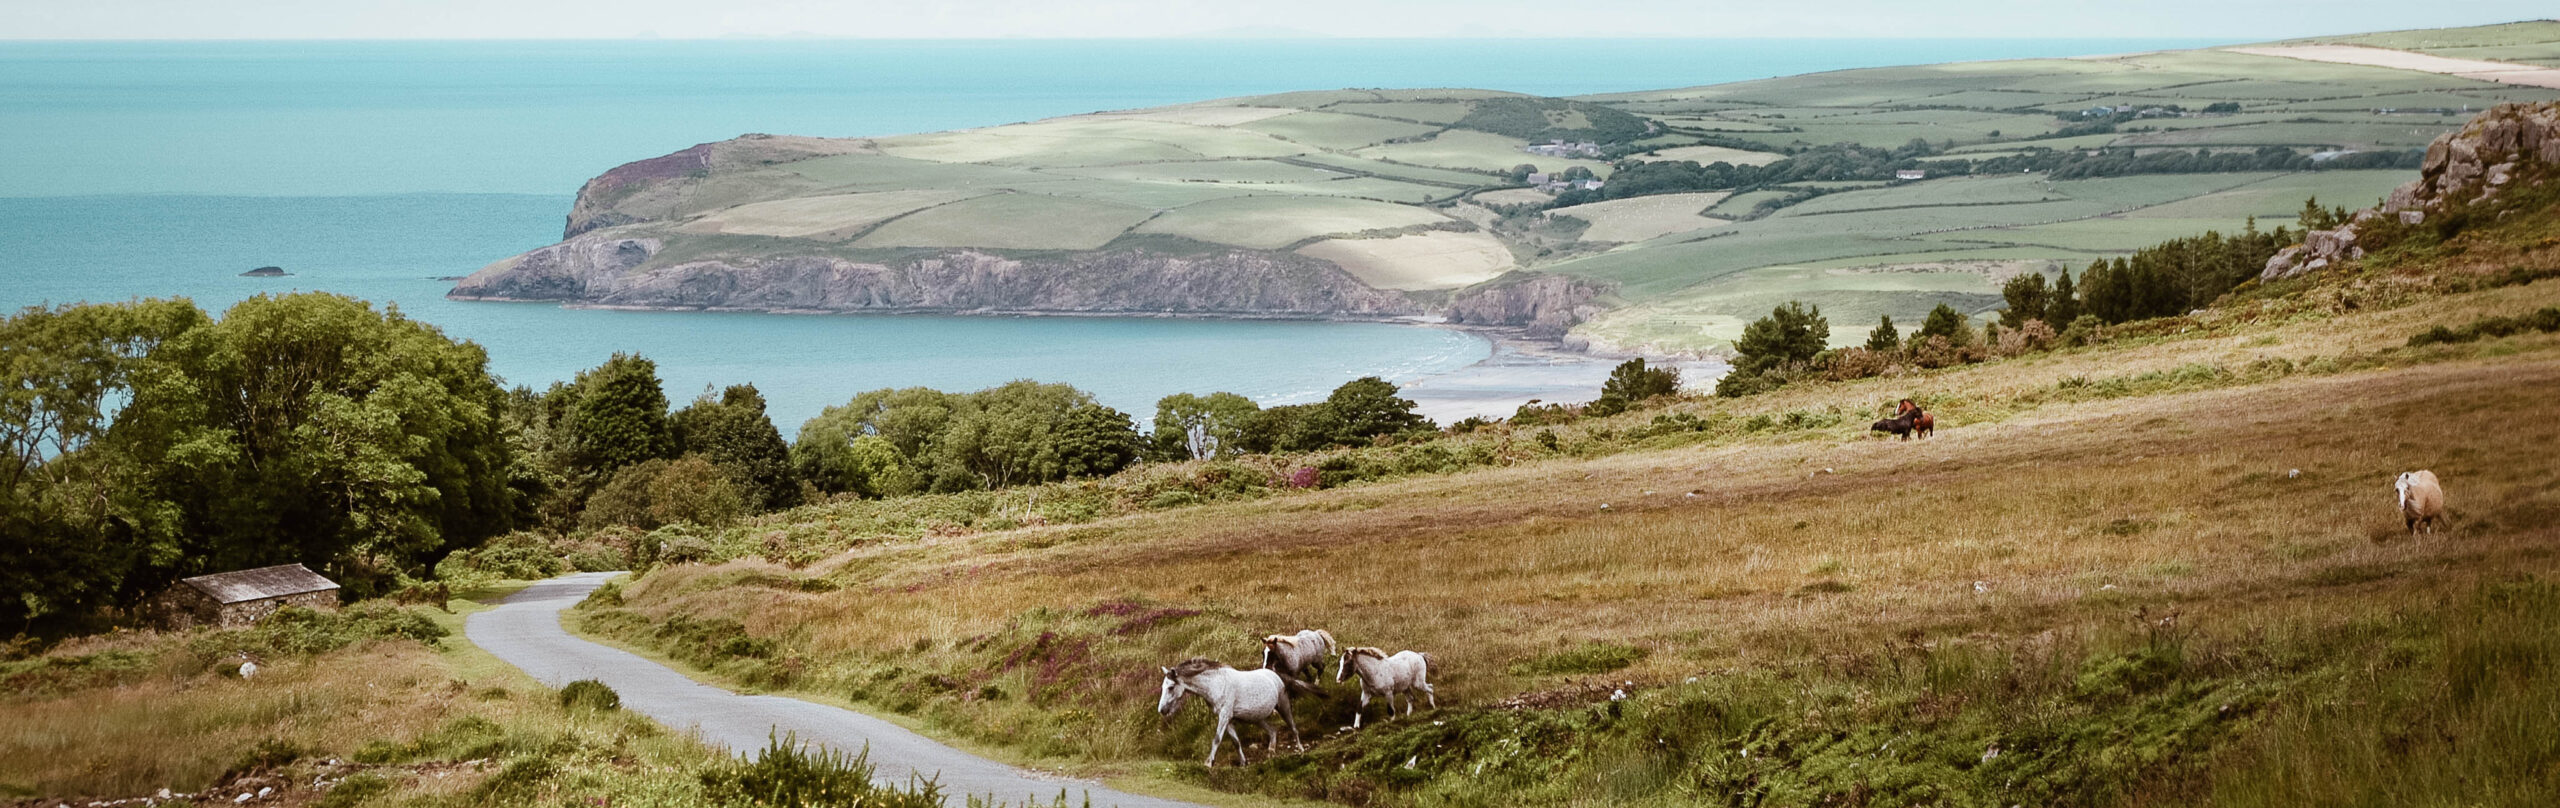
top-left (698, 734), bottom-right (947, 808)
top-left (559, 679), bottom-right (621, 711)
top-left (2407, 306), bottom-right (2560, 347)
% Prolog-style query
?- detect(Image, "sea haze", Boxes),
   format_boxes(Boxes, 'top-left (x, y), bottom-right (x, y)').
top-left (0, 37), bottom-right (2220, 429)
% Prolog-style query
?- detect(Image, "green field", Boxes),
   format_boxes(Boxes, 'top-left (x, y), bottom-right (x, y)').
top-left (854, 193), bottom-right (1154, 250)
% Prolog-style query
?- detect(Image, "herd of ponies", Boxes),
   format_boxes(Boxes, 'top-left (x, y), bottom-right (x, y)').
top-left (1151, 403), bottom-right (2454, 768)
top-left (1156, 629), bottom-right (1433, 766)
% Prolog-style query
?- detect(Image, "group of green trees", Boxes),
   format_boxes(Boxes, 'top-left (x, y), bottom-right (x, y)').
top-left (505, 354), bottom-right (803, 534)
top-left (3, 294), bottom-right (516, 625)
top-left (789, 381), bottom-right (1142, 498)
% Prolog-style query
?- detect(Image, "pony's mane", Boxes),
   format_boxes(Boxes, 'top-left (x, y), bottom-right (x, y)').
top-left (1345, 646), bottom-right (1387, 659)
top-left (1169, 657), bottom-right (1229, 678)
top-left (1264, 635), bottom-right (1297, 648)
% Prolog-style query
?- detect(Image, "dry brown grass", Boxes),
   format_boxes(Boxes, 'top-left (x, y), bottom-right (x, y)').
top-left (623, 343), bottom-right (2560, 716)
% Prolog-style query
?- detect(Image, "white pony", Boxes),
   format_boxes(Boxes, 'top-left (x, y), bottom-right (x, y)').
top-left (2397, 470), bottom-right (2446, 535)
top-left (1335, 646), bottom-right (1436, 728)
top-left (1259, 629), bottom-right (1337, 682)
top-left (1157, 658), bottom-right (1307, 766)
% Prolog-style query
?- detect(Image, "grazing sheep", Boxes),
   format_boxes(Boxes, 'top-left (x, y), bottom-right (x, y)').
top-left (2396, 470), bottom-right (2446, 535)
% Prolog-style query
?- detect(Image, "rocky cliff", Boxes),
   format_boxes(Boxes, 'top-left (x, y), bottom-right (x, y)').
top-left (1443, 273), bottom-right (1610, 337)
top-left (2264, 101), bottom-right (2559, 280)
top-left (448, 231), bottom-right (1422, 317)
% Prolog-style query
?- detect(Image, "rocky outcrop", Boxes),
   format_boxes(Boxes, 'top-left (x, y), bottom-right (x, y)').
top-left (1443, 273), bottom-right (1610, 337)
top-left (2265, 101), bottom-right (2558, 280)
top-left (449, 231), bottom-right (1421, 317)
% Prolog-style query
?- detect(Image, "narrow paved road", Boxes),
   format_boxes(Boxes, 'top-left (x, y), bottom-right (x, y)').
top-left (466, 572), bottom-right (1203, 808)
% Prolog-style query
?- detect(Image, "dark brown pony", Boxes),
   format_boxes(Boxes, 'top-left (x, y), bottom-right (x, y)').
top-left (1889, 399), bottom-right (1935, 439)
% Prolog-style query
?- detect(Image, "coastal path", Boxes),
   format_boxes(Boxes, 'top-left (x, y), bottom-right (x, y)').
top-left (466, 572), bottom-right (1205, 808)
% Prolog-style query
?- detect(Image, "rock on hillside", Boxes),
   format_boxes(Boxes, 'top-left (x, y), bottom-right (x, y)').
top-left (448, 230), bottom-right (1420, 317)
top-left (2265, 101), bottom-right (2559, 280)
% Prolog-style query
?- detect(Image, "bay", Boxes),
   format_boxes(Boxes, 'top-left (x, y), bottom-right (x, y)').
top-left (0, 38), bottom-right (2219, 429)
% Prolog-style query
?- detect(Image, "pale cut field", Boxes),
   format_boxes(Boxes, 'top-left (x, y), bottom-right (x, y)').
top-left (1135, 195), bottom-right (1451, 250)
top-left (1629, 144), bottom-right (1786, 166)
top-left (1297, 230), bottom-right (1515, 290)
top-left (1357, 129), bottom-right (1609, 175)
top-left (879, 118), bottom-right (1308, 166)
top-left (1328, 100), bottom-right (1473, 124)
top-left (2228, 45), bottom-right (2560, 89)
top-left (1076, 105), bottom-right (1300, 127)
top-left (852, 193), bottom-right (1152, 250)
top-left (1238, 111), bottom-right (1442, 151)
top-left (678, 189), bottom-right (985, 239)
top-left (1548, 192), bottom-right (1734, 242)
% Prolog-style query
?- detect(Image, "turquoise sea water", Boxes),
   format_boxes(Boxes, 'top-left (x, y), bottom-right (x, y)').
top-left (0, 38), bottom-right (2218, 429)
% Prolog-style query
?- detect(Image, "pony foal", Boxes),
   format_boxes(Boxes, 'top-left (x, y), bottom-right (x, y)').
top-left (1158, 658), bottom-right (1306, 766)
top-left (1260, 629), bottom-right (1337, 682)
top-left (1335, 647), bottom-right (1436, 728)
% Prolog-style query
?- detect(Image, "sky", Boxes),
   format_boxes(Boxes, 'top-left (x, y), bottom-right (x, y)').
top-left (0, 0), bottom-right (2549, 40)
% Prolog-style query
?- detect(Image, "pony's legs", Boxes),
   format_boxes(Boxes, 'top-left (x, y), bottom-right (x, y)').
top-left (1353, 690), bottom-right (1371, 728)
top-left (1422, 683), bottom-right (1438, 709)
top-left (1261, 718), bottom-right (1281, 757)
top-left (1278, 698), bottom-right (1305, 750)
top-left (1207, 713), bottom-right (1232, 766)
top-left (1232, 722), bottom-right (1250, 766)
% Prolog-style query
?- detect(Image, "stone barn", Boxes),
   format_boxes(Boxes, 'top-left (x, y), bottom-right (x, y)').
top-left (156, 563), bottom-right (341, 630)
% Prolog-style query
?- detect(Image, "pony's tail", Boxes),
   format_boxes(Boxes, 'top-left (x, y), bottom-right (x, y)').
top-left (1315, 629), bottom-right (1338, 650)
top-left (1283, 676), bottom-right (1322, 696)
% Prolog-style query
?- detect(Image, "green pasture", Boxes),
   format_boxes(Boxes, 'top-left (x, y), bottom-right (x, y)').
top-left (1329, 100), bottom-right (1475, 124)
top-left (1281, 152), bottom-right (1498, 185)
top-left (679, 189), bottom-right (986, 240)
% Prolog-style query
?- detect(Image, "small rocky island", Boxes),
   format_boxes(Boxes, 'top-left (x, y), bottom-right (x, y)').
top-left (240, 266), bottom-right (290, 277)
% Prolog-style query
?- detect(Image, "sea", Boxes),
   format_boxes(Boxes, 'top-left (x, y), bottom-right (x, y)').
top-left (0, 38), bottom-right (2220, 429)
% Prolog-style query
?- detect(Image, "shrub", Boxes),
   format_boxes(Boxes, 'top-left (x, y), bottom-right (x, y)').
top-left (560, 679), bottom-right (621, 711)
top-left (313, 773), bottom-right (391, 808)
top-left (2406, 306), bottom-right (2560, 347)
top-left (437, 531), bottom-right (565, 581)
top-left (699, 734), bottom-right (946, 808)
top-left (1509, 641), bottom-right (1648, 676)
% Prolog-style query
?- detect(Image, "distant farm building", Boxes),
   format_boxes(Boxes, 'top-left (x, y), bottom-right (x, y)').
top-left (1895, 169), bottom-right (1928, 180)
top-left (155, 563), bottom-right (341, 630)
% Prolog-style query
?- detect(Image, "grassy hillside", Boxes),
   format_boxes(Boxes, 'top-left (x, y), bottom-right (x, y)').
top-left (551, 173), bottom-right (2560, 805)
top-left (1556, 37), bottom-right (2560, 353)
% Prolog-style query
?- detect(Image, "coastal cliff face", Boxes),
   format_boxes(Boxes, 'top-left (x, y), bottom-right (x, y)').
top-left (449, 231), bottom-right (1421, 317)
top-left (1443, 274), bottom-right (1609, 337)
top-left (2265, 101), bottom-right (2558, 280)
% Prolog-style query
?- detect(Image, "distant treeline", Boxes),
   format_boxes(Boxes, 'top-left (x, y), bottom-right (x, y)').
top-left (1550, 140), bottom-right (2422, 209)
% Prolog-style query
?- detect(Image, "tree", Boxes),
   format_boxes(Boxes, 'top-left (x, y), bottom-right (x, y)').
top-left (0, 298), bottom-right (207, 623)
top-left (581, 456), bottom-right (745, 531)
top-left (1732, 302), bottom-right (1830, 374)
top-left (1235, 404), bottom-right (1315, 454)
top-left (1152, 392), bottom-right (1260, 461)
top-left (1918, 303), bottom-right (1973, 346)
top-left (1319, 377), bottom-right (1430, 446)
top-left (563, 353), bottom-right (674, 479)
top-left (114, 293), bottom-right (515, 587)
top-left (1589, 358), bottom-right (1681, 416)
top-left (1864, 316), bottom-right (1901, 353)
top-left (2000, 273), bottom-right (2052, 329)
top-left (672, 384), bottom-right (800, 512)
top-left (2047, 270), bottom-right (2082, 328)
top-left (1055, 402), bottom-right (1143, 479)
top-left (792, 386), bottom-right (958, 496)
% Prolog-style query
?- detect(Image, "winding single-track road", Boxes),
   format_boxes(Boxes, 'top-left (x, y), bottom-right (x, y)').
top-left (466, 572), bottom-right (1203, 808)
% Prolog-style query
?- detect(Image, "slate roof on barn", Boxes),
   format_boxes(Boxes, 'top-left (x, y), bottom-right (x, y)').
top-left (178, 563), bottom-right (340, 605)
